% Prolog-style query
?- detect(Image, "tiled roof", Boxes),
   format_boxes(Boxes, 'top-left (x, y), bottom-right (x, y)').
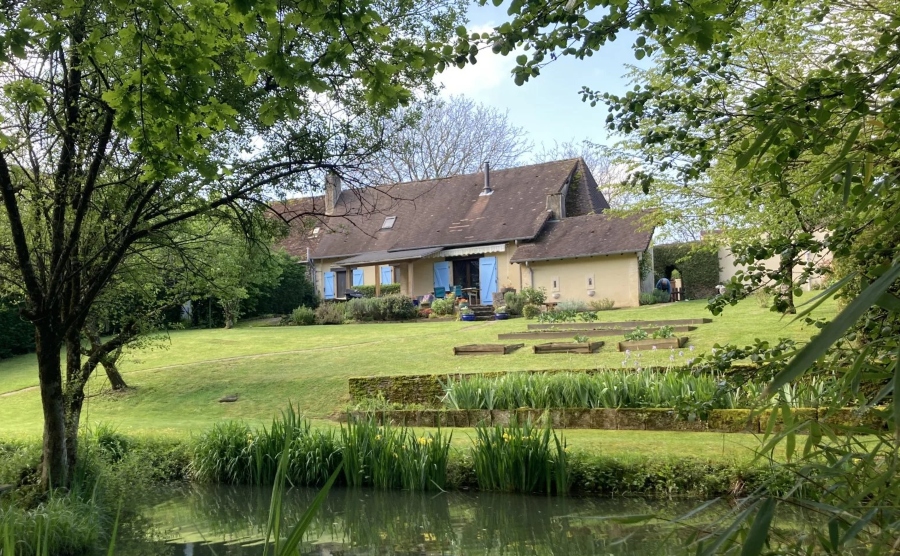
top-left (310, 158), bottom-right (607, 260)
top-left (509, 212), bottom-right (653, 263)
top-left (270, 197), bottom-right (327, 261)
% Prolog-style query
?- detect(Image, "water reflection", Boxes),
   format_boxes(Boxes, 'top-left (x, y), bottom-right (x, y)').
top-left (123, 485), bottom-right (719, 555)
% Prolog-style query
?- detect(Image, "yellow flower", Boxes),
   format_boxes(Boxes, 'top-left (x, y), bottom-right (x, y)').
top-left (375, 434), bottom-right (382, 441)
top-left (418, 437), bottom-right (432, 445)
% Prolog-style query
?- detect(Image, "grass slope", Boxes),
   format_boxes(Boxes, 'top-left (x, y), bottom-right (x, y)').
top-left (0, 298), bottom-right (835, 454)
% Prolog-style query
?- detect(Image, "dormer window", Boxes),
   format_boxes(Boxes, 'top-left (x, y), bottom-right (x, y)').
top-left (381, 216), bottom-right (396, 229)
top-left (309, 226), bottom-right (321, 237)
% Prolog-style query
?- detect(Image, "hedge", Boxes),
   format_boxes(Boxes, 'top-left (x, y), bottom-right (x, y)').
top-left (0, 304), bottom-right (35, 360)
top-left (352, 283), bottom-right (401, 297)
top-left (652, 242), bottom-right (720, 299)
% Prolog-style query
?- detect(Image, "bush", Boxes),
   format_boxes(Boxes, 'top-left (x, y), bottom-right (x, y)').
top-left (352, 283), bottom-right (401, 297)
top-left (503, 291), bottom-right (525, 315)
top-left (520, 287), bottom-right (546, 306)
top-left (431, 297), bottom-right (455, 316)
top-left (652, 242), bottom-right (720, 299)
top-left (418, 307), bottom-right (433, 318)
top-left (381, 294), bottom-right (417, 320)
top-left (589, 298), bottom-right (615, 311)
top-left (345, 295), bottom-right (416, 321)
top-left (345, 297), bottom-right (381, 321)
top-left (0, 303), bottom-right (35, 359)
top-left (639, 290), bottom-right (671, 305)
top-left (289, 305), bottom-right (316, 325)
top-left (556, 299), bottom-right (589, 312)
top-left (246, 254), bottom-right (318, 316)
top-left (315, 302), bottom-right (346, 325)
top-left (522, 304), bottom-right (541, 319)
top-left (472, 420), bottom-right (567, 494)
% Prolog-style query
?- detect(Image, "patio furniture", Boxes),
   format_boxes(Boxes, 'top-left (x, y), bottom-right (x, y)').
top-left (461, 287), bottom-right (478, 305)
top-left (434, 287), bottom-right (446, 299)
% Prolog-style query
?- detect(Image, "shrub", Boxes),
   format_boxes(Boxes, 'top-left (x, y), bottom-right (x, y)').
top-left (0, 302), bottom-right (35, 359)
top-left (522, 304), bottom-right (541, 319)
top-left (381, 294), bottom-right (416, 320)
top-left (472, 420), bottom-right (567, 494)
top-left (431, 297), bottom-right (455, 316)
top-left (624, 327), bottom-right (649, 341)
top-left (289, 305), bottom-right (316, 325)
top-left (754, 289), bottom-right (770, 308)
top-left (352, 283), bottom-right (401, 297)
top-left (652, 242), bottom-right (720, 299)
top-left (503, 291), bottom-right (525, 315)
top-left (652, 325), bottom-right (675, 339)
top-left (418, 307), bottom-right (433, 318)
top-left (315, 302), bottom-right (346, 325)
top-left (557, 299), bottom-right (589, 312)
top-left (589, 298), bottom-right (615, 311)
top-left (653, 289), bottom-right (671, 303)
top-left (520, 287), bottom-right (546, 305)
top-left (345, 297), bottom-right (378, 321)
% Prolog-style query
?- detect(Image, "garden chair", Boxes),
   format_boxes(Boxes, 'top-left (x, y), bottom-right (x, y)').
top-left (434, 286), bottom-right (446, 299)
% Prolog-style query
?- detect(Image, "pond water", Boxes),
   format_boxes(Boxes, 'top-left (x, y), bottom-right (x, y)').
top-left (118, 485), bottom-right (724, 555)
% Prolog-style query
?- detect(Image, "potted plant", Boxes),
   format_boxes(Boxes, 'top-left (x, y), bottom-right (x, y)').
top-left (494, 305), bottom-right (509, 320)
top-left (459, 307), bottom-right (476, 322)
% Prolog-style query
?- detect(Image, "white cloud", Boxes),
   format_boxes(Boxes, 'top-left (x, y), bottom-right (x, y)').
top-left (432, 24), bottom-right (520, 100)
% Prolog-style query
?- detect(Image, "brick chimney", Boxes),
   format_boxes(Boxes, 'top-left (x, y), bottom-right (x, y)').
top-left (324, 171), bottom-right (341, 215)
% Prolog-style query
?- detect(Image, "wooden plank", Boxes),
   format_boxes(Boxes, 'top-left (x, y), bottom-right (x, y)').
top-left (453, 343), bottom-right (525, 355)
top-left (527, 318), bottom-right (711, 330)
top-left (533, 341), bottom-right (604, 354)
top-left (617, 337), bottom-right (689, 352)
top-left (499, 326), bottom-right (695, 341)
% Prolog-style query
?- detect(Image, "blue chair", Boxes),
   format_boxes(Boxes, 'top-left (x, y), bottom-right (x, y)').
top-left (434, 287), bottom-right (446, 299)
top-left (453, 285), bottom-right (463, 298)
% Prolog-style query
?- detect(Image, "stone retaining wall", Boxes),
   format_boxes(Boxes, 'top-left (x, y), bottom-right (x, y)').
top-left (343, 407), bottom-right (886, 433)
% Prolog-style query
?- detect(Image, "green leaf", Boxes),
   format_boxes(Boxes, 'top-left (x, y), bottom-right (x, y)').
top-left (735, 123), bottom-right (779, 170)
top-left (516, 54), bottom-right (527, 65)
top-left (740, 497), bottom-right (776, 556)
top-left (768, 261), bottom-right (900, 394)
top-left (278, 463), bottom-right (343, 555)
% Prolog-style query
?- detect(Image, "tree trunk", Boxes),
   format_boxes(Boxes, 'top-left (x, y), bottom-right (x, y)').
top-left (103, 358), bottom-right (128, 390)
top-left (35, 326), bottom-right (69, 490)
top-left (64, 329), bottom-right (85, 480)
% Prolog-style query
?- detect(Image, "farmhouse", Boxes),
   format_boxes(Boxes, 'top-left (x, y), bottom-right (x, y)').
top-left (278, 159), bottom-right (654, 307)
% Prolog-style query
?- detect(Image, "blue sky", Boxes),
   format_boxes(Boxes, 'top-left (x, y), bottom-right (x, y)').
top-left (434, 3), bottom-right (649, 150)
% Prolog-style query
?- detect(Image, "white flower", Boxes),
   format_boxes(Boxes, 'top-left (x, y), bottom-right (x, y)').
top-left (689, 345), bottom-right (695, 352)
top-left (669, 355), bottom-right (675, 361)
top-left (625, 349), bottom-right (631, 356)
top-left (679, 351), bottom-right (684, 357)
top-left (652, 345), bottom-right (657, 350)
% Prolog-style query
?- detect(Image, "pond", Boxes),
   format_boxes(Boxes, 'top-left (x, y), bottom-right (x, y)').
top-left (118, 485), bottom-right (727, 555)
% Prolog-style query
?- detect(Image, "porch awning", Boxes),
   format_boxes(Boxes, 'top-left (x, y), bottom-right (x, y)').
top-left (335, 247), bottom-right (443, 266)
top-left (434, 243), bottom-right (506, 258)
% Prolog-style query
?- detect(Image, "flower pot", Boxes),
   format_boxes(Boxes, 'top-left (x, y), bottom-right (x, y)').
top-left (460, 314), bottom-right (476, 322)
top-left (494, 313), bottom-right (509, 320)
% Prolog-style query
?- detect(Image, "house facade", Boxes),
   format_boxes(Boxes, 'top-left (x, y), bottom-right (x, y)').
top-left (279, 159), bottom-right (653, 307)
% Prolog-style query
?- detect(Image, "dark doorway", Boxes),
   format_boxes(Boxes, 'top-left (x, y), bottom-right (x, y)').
top-left (335, 269), bottom-right (347, 298)
top-left (452, 259), bottom-right (480, 289)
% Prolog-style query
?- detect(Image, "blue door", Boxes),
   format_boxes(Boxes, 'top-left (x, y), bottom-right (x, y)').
top-left (479, 257), bottom-right (498, 305)
top-left (352, 269), bottom-right (364, 287)
top-left (380, 266), bottom-right (393, 285)
top-left (323, 271), bottom-right (335, 300)
top-left (433, 261), bottom-right (450, 291)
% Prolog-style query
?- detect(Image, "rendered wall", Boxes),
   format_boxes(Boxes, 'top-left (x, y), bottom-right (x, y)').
top-left (529, 254), bottom-right (641, 308)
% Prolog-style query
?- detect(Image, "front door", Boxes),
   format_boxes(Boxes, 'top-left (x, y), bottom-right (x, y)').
top-left (452, 259), bottom-right (479, 289)
top-left (479, 256), bottom-right (498, 305)
top-left (335, 270), bottom-right (347, 298)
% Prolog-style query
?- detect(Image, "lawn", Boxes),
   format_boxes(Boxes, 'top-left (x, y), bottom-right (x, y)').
top-left (0, 297), bottom-right (836, 455)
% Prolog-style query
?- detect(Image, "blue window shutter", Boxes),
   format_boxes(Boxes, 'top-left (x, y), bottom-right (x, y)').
top-left (352, 269), bottom-right (364, 287)
top-left (380, 266), bottom-right (393, 285)
top-left (479, 257), bottom-right (498, 305)
top-left (323, 271), bottom-right (335, 299)
top-left (433, 261), bottom-right (450, 290)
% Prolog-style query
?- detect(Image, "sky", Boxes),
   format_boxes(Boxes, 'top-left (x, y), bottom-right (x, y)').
top-left (433, 3), bottom-right (650, 151)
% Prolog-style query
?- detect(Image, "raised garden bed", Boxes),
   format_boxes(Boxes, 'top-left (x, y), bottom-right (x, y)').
top-left (533, 341), bottom-right (604, 354)
top-left (499, 326), bottom-right (694, 341)
top-left (453, 343), bottom-right (524, 355)
top-left (617, 337), bottom-right (689, 351)
top-left (527, 318), bottom-right (711, 330)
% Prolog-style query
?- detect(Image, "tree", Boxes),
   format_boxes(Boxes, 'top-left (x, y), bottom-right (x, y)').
top-left (454, 0), bottom-right (900, 551)
top-left (363, 95), bottom-right (532, 183)
top-left (531, 139), bottom-right (635, 207)
top-left (0, 0), bottom-right (463, 489)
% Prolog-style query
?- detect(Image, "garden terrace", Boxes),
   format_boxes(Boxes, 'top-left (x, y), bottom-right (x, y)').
top-left (527, 318), bottom-right (712, 330)
top-left (453, 343), bottom-right (524, 355)
top-left (498, 325), bottom-right (695, 340)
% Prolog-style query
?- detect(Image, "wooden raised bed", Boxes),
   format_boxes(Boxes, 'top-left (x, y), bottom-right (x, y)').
top-left (499, 326), bottom-right (694, 341)
top-left (617, 337), bottom-right (689, 352)
top-left (533, 341), bottom-right (604, 354)
top-left (527, 318), bottom-right (711, 331)
top-left (453, 343), bottom-right (524, 355)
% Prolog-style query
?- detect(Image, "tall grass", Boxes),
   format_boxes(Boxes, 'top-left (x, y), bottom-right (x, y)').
top-left (192, 405), bottom-right (341, 486)
top-left (441, 371), bottom-right (828, 411)
top-left (340, 417), bottom-right (451, 491)
top-left (471, 419), bottom-right (568, 494)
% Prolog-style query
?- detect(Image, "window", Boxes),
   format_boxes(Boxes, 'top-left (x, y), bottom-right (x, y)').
top-left (309, 226), bottom-right (321, 237)
top-left (381, 216), bottom-right (396, 229)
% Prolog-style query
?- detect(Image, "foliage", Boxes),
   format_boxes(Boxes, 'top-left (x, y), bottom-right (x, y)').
top-left (438, 371), bottom-right (829, 414)
top-left (250, 255), bottom-right (318, 316)
top-left (522, 304), bottom-right (541, 319)
top-left (573, 335), bottom-right (589, 343)
top-left (652, 326), bottom-right (676, 339)
top-left (345, 295), bottom-right (416, 321)
top-left (640, 290), bottom-right (672, 305)
top-left (652, 243), bottom-right (721, 299)
top-left (418, 307), bottom-right (433, 318)
top-left (287, 306), bottom-right (316, 326)
top-left (340, 417), bottom-right (451, 491)
top-left (589, 298), bottom-right (615, 311)
top-left (520, 287), bottom-right (547, 306)
top-left (670, 269), bottom-right (681, 280)
top-left (556, 299), bottom-right (589, 312)
top-left (351, 284), bottom-right (402, 298)
top-left (0, 495), bottom-right (103, 556)
top-left (494, 305), bottom-right (508, 315)
top-left (314, 303), bottom-right (346, 325)
top-left (0, 303), bottom-right (34, 360)
top-left (430, 297), bottom-right (456, 316)
top-left (624, 327), bottom-right (649, 341)
top-left (471, 420), bottom-right (568, 494)
top-left (503, 291), bottom-right (525, 315)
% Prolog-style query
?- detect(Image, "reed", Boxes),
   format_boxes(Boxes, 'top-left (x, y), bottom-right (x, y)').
top-left (471, 419), bottom-right (568, 494)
